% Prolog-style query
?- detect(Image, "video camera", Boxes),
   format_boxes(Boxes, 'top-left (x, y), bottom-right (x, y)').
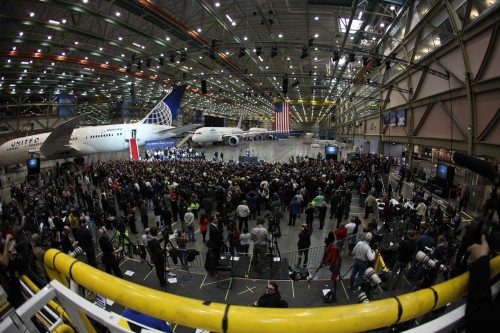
top-left (265, 212), bottom-right (281, 238)
top-left (461, 217), bottom-right (500, 252)
top-left (358, 267), bottom-right (382, 303)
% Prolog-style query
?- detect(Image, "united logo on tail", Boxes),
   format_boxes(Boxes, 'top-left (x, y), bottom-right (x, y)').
top-left (141, 85), bottom-right (187, 126)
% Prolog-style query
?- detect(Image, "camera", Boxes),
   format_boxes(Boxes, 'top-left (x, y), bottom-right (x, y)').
top-left (265, 212), bottom-right (281, 238)
top-left (69, 247), bottom-right (84, 258)
top-left (462, 217), bottom-right (500, 252)
top-left (415, 251), bottom-right (447, 272)
top-left (357, 268), bottom-right (382, 303)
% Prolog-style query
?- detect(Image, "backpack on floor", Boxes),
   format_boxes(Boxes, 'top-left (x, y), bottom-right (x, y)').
top-left (323, 291), bottom-right (337, 303)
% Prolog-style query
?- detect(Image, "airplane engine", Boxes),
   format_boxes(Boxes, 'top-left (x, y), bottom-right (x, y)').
top-left (228, 136), bottom-right (240, 146)
top-left (266, 134), bottom-right (275, 140)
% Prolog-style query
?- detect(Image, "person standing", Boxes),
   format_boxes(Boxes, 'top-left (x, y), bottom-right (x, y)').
top-left (364, 192), bottom-right (376, 219)
top-left (98, 228), bottom-right (123, 278)
top-left (318, 201), bottom-right (328, 230)
top-left (386, 230), bottom-right (416, 290)
top-left (334, 223), bottom-right (347, 255)
top-left (77, 218), bottom-right (98, 268)
top-left (349, 232), bottom-right (376, 292)
top-left (288, 197), bottom-right (300, 226)
top-left (305, 202), bottom-right (315, 229)
top-left (239, 228), bottom-right (251, 256)
top-left (251, 217), bottom-right (270, 274)
top-left (205, 215), bottom-right (223, 276)
top-left (236, 200), bottom-right (250, 231)
top-left (147, 227), bottom-right (167, 287)
top-left (139, 199), bottom-right (149, 230)
top-left (199, 213), bottom-right (209, 244)
top-left (323, 237), bottom-right (341, 299)
top-left (297, 224), bottom-right (312, 268)
top-left (184, 208), bottom-right (195, 242)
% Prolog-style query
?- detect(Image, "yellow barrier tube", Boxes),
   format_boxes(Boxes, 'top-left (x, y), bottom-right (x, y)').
top-left (45, 249), bottom-right (500, 333)
top-left (52, 323), bottom-right (75, 333)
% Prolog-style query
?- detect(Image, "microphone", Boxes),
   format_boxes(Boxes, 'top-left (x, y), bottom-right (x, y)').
top-left (452, 152), bottom-right (499, 184)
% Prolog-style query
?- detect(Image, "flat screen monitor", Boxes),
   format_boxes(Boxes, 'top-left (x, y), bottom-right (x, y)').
top-left (325, 146), bottom-right (338, 155)
top-left (27, 158), bottom-right (40, 170)
top-left (437, 164), bottom-right (448, 179)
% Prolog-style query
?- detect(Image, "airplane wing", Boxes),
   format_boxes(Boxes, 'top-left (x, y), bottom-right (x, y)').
top-left (156, 123), bottom-right (202, 137)
top-left (39, 114), bottom-right (87, 157)
top-left (241, 130), bottom-right (276, 138)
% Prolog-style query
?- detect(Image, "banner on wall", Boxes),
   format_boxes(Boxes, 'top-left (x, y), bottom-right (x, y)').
top-left (397, 109), bottom-right (406, 126)
top-left (383, 113), bottom-right (391, 126)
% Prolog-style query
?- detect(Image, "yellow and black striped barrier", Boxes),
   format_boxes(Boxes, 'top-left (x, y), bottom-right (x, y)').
top-left (45, 248), bottom-right (500, 333)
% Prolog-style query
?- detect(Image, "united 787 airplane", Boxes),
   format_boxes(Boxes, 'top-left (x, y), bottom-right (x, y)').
top-left (0, 84), bottom-right (200, 166)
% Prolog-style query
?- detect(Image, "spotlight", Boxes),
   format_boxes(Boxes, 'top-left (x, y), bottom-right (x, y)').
top-left (238, 47), bottom-right (246, 58)
top-left (169, 51), bottom-right (175, 63)
top-left (180, 52), bottom-right (187, 62)
top-left (348, 53), bottom-right (356, 62)
top-left (146, 59), bottom-right (151, 68)
top-left (300, 47), bottom-right (308, 59)
top-left (332, 51), bottom-right (340, 62)
top-left (256, 46), bottom-right (262, 56)
top-left (158, 56), bottom-right (164, 66)
top-left (271, 46), bottom-right (278, 58)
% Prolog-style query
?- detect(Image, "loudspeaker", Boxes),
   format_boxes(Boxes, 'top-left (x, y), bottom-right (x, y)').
top-left (201, 80), bottom-right (207, 94)
top-left (282, 77), bottom-right (288, 94)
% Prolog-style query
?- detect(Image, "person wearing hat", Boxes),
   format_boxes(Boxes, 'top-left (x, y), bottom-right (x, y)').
top-left (349, 232), bottom-right (376, 292)
top-left (98, 227), bottom-right (123, 278)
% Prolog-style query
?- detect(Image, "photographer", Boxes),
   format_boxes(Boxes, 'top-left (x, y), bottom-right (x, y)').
top-left (386, 230), bottom-right (416, 291)
top-left (297, 224), bottom-right (312, 268)
top-left (465, 235), bottom-right (499, 332)
top-left (147, 227), bottom-right (167, 287)
top-left (251, 217), bottom-right (270, 274)
top-left (98, 228), bottom-right (123, 278)
top-left (349, 232), bottom-right (376, 292)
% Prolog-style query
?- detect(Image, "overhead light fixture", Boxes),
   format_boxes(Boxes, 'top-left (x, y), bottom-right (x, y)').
top-left (238, 47), bottom-right (246, 58)
top-left (300, 47), bottom-right (308, 59)
top-left (332, 51), bottom-right (340, 62)
top-left (255, 46), bottom-right (262, 56)
top-left (271, 46), bottom-right (278, 58)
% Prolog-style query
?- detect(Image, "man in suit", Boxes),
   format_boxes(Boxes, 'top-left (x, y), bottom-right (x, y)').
top-left (205, 215), bottom-right (223, 275)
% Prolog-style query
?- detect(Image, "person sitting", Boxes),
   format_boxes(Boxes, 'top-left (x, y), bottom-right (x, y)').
top-left (253, 282), bottom-right (286, 308)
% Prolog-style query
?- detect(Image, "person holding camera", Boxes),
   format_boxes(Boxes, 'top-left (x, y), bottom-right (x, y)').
top-left (297, 224), bottom-right (312, 268)
top-left (349, 232), bottom-right (376, 292)
top-left (465, 235), bottom-right (499, 332)
top-left (251, 217), bottom-right (270, 274)
top-left (386, 230), bottom-right (416, 291)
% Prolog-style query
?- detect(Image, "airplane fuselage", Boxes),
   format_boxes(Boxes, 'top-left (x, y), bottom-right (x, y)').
top-left (192, 127), bottom-right (244, 144)
top-left (0, 123), bottom-right (175, 165)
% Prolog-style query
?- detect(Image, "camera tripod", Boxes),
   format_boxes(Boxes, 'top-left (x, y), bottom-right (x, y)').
top-left (111, 225), bottom-right (152, 269)
top-left (268, 234), bottom-right (282, 278)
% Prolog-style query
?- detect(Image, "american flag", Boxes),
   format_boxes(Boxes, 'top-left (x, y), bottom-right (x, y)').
top-left (274, 102), bottom-right (290, 133)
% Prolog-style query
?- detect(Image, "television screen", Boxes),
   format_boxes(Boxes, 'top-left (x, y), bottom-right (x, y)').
top-left (325, 146), bottom-right (338, 155)
top-left (437, 164), bottom-right (448, 179)
top-left (27, 158), bottom-right (40, 170)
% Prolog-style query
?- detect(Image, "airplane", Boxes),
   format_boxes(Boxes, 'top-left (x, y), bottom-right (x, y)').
top-left (191, 116), bottom-right (275, 147)
top-left (0, 84), bottom-right (200, 166)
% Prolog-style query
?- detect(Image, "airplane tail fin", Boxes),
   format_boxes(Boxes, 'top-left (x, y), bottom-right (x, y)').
top-left (140, 85), bottom-right (187, 125)
top-left (236, 113), bottom-right (243, 129)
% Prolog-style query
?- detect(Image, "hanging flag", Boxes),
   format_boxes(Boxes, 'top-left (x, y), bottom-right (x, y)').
top-left (274, 102), bottom-right (290, 133)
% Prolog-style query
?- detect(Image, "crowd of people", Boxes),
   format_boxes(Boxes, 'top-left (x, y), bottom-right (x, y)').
top-left (0, 150), bottom-right (497, 331)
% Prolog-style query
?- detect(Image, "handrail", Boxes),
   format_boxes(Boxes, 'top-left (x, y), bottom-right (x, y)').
top-left (45, 248), bottom-right (500, 333)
